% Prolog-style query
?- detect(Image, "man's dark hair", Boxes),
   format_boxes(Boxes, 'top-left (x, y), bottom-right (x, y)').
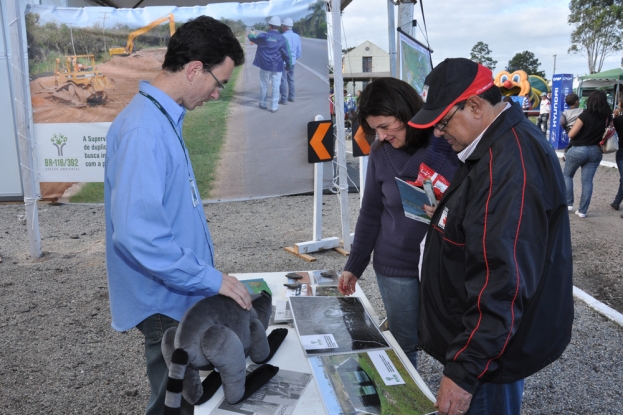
top-left (565, 93), bottom-right (579, 107)
top-left (357, 77), bottom-right (429, 149)
top-left (162, 16), bottom-right (244, 72)
top-left (477, 85), bottom-right (502, 106)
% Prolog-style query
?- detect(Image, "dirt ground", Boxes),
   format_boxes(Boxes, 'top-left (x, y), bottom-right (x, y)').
top-left (29, 48), bottom-right (165, 124)
top-left (1, 162), bottom-right (623, 414)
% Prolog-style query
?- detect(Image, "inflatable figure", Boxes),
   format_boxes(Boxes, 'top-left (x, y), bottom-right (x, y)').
top-left (494, 70), bottom-right (549, 109)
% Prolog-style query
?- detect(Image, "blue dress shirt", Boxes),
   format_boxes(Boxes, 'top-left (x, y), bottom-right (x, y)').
top-left (282, 29), bottom-right (302, 66)
top-left (105, 81), bottom-right (222, 332)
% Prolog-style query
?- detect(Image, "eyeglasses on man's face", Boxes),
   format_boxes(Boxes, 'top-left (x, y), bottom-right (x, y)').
top-left (434, 102), bottom-right (465, 132)
top-left (207, 69), bottom-right (225, 91)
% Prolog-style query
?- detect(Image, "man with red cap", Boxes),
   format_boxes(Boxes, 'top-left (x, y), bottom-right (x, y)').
top-left (410, 58), bottom-right (573, 415)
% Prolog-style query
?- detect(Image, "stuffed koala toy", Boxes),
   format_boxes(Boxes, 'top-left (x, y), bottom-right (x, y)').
top-left (161, 290), bottom-right (287, 414)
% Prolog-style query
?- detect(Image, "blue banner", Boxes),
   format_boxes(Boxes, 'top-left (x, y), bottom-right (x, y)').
top-left (549, 74), bottom-right (574, 150)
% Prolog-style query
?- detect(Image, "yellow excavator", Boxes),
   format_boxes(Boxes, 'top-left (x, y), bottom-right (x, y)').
top-left (38, 54), bottom-right (116, 107)
top-left (109, 13), bottom-right (176, 56)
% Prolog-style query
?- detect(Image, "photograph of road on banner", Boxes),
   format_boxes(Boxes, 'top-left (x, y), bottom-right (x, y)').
top-left (25, 2), bottom-right (331, 201)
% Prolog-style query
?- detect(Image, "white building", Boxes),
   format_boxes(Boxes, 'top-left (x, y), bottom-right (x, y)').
top-left (341, 40), bottom-right (390, 97)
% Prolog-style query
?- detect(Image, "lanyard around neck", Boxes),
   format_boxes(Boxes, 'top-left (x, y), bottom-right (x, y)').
top-left (139, 91), bottom-right (189, 167)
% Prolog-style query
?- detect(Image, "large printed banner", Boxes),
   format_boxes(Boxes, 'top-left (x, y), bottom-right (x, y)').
top-left (35, 123), bottom-right (110, 182)
top-left (26, 1), bottom-right (330, 200)
top-left (397, 29), bottom-right (432, 97)
top-left (549, 73), bottom-right (574, 150)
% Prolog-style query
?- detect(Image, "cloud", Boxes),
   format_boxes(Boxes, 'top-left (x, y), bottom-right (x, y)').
top-left (342, 0), bottom-right (620, 78)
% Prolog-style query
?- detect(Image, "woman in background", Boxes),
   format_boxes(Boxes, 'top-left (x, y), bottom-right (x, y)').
top-left (610, 107), bottom-right (623, 217)
top-left (564, 90), bottom-right (613, 218)
top-left (337, 78), bottom-right (459, 368)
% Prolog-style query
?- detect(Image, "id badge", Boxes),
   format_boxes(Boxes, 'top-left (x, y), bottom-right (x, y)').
top-left (190, 178), bottom-right (199, 207)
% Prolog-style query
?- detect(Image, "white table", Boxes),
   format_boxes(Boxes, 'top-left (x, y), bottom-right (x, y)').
top-left (194, 270), bottom-right (434, 414)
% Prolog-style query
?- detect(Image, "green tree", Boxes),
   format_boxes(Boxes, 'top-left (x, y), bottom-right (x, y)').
top-left (568, 0), bottom-right (623, 74)
top-left (506, 51), bottom-right (546, 78)
top-left (306, 0), bottom-right (327, 39)
top-left (470, 41), bottom-right (497, 70)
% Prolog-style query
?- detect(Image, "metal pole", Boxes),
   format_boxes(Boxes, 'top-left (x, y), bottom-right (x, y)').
top-left (387, 0), bottom-right (396, 78)
top-left (330, 0), bottom-right (351, 251)
top-left (6, 0), bottom-right (42, 258)
top-left (312, 163), bottom-right (323, 241)
top-left (398, 1), bottom-right (414, 43)
top-left (69, 25), bottom-right (76, 56)
top-left (552, 54), bottom-right (557, 77)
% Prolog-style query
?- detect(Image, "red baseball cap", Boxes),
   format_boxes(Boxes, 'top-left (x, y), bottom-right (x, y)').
top-left (409, 58), bottom-right (495, 129)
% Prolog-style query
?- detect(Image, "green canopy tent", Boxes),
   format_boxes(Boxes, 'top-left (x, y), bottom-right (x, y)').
top-left (577, 68), bottom-right (623, 109)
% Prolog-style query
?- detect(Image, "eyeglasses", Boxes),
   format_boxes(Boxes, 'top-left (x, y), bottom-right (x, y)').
top-left (207, 69), bottom-right (225, 91)
top-left (434, 102), bottom-right (464, 132)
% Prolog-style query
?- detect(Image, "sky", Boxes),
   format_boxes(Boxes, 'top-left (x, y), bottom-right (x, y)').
top-left (340, 0), bottom-right (622, 79)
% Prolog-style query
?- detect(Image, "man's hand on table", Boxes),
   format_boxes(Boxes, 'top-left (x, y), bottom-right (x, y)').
top-left (219, 274), bottom-right (252, 310)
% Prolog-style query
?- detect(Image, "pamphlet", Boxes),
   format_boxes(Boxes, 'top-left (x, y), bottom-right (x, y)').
top-left (209, 365), bottom-right (312, 415)
top-left (240, 278), bottom-right (272, 296)
top-left (289, 296), bottom-right (389, 356)
top-left (395, 177), bottom-right (434, 224)
top-left (308, 349), bottom-right (437, 415)
top-left (312, 269), bottom-right (339, 286)
top-left (314, 286), bottom-right (344, 297)
top-left (273, 299), bottom-right (293, 323)
top-left (285, 272), bottom-right (313, 296)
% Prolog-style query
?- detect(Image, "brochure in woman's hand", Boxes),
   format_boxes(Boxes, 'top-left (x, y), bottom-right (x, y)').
top-left (395, 177), bottom-right (435, 224)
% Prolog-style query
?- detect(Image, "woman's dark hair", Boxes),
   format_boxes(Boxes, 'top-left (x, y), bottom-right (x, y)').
top-left (162, 16), bottom-right (245, 73)
top-left (357, 77), bottom-right (429, 149)
top-left (565, 93), bottom-right (579, 107)
top-left (585, 90), bottom-right (611, 119)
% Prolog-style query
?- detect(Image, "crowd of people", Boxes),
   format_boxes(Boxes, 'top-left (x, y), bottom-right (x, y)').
top-left (101, 15), bottom-right (619, 415)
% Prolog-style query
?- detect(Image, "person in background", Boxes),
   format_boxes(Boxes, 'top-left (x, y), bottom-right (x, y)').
top-left (537, 91), bottom-right (551, 133)
top-left (248, 16), bottom-right (292, 113)
top-left (610, 107), bottom-right (623, 215)
top-left (560, 93), bottom-right (583, 161)
top-left (279, 17), bottom-right (301, 105)
top-left (105, 17), bottom-right (251, 415)
top-left (564, 90), bottom-right (613, 217)
top-left (337, 77), bottom-right (459, 370)
top-left (410, 58), bottom-right (573, 415)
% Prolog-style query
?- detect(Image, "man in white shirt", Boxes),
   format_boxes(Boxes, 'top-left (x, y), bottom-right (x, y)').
top-left (279, 17), bottom-right (302, 104)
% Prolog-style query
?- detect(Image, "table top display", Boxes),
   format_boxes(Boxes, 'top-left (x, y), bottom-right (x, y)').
top-left (194, 271), bottom-right (436, 415)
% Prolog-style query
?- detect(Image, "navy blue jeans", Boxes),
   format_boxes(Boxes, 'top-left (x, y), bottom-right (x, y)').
top-left (563, 145), bottom-right (602, 214)
top-left (136, 314), bottom-right (194, 415)
top-left (612, 148), bottom-right (623, 207)
top-left (465, 379), bottom-right (524, 415)
top-left (375, 273), bottom-right (419, 369)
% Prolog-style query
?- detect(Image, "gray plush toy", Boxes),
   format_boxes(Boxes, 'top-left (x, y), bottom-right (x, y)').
top-left (161, 290), bottom-right (288, 414)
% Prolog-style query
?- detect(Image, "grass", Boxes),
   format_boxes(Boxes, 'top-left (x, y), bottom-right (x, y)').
top-left (69, 65), bottom-right (241, 203)
top-left (183, 65), bottom-right (241, 199)
top-left (69, 182), bottom-right (105, 203)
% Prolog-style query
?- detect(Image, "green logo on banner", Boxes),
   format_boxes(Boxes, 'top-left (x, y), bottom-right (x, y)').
top-left (51, 133), bottom-right (68, 157)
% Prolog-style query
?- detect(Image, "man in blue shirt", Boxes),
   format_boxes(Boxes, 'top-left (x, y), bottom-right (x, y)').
top-left (248, 16), bottom-right (292, 113)
top-left (279, 17), bottom-right (302, 104)
top-left (104, 16), bottom-right (251, 415)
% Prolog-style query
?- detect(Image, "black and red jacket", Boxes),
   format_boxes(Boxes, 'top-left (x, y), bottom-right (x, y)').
top-left (420, 103), bottom-right (574, 394)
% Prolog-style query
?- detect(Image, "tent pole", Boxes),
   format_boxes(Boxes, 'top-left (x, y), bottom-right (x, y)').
top-left (7, 0), bottom-right (42, 258)
top-left (388, 0), bottom-right (396, 78)
top-left (330, 0), bottom-right (350, 252)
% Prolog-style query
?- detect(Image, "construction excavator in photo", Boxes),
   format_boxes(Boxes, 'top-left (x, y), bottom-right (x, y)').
top-left (109, 13), bottom-right (176, 56)
top-left (38, 54), bottom-right (116, 107)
